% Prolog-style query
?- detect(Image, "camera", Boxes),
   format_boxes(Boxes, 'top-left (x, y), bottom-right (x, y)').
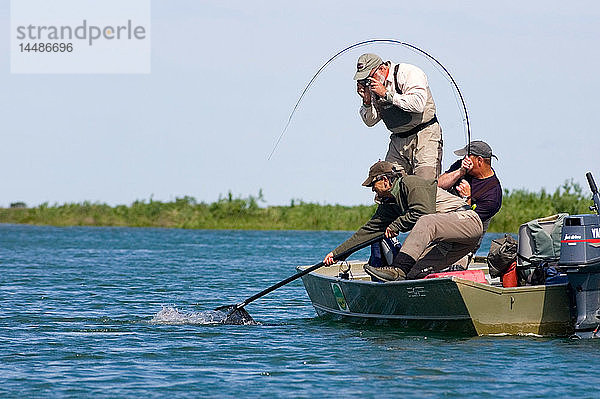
top-left (358, 78), bottom-right (371, 87)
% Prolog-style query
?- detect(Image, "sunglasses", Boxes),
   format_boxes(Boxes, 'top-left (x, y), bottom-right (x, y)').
top-left (369, 175), bottom-right (386, 187)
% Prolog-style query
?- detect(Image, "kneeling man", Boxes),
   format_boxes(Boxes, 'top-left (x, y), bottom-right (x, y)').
top-left (323, 161), bottom-right (483, 281)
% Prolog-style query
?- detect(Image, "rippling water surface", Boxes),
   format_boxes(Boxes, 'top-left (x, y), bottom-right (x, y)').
top-left (1, 224), bottom-right (600, 397)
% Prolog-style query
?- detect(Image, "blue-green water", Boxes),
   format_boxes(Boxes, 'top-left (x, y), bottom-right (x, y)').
top-left (2, 224), bottom-right (600, 398)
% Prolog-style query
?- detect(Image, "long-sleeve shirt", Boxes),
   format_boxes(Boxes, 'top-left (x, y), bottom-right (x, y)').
top-left (332, 175), bottom-right (437, 257)
top-left (359, 62), bottom-right (436, 133)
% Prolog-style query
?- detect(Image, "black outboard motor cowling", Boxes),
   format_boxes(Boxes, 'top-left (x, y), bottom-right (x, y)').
top-left (561, 172), bottom-right (600, 338)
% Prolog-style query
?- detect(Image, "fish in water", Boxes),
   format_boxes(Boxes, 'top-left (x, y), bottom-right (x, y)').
top-left (216, 305), bottom-right (256, 325)
top-left (151, 306), bottom-right (256, 325)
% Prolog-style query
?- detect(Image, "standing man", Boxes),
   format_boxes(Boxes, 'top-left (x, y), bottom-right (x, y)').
top-left (354, 53), bottom-right (443, 180)
top-left (323, 161), bottom-right (483, 281)
top-left (438, 140), bottom-right (502, 233)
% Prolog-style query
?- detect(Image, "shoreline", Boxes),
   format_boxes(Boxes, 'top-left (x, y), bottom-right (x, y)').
top-left (0, 181), bottom-right (592, 233)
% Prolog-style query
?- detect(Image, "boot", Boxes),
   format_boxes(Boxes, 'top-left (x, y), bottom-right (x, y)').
top-left (392, 252), bottom-right (415, 271)
top-left (363, 264), bottom-right (406, 282)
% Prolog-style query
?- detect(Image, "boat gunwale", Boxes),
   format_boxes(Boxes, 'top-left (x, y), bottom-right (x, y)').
top-left (296, 264), bottom-right (569, 294)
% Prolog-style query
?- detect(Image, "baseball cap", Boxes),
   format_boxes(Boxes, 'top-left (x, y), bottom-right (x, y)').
top-left (354, 53), bottom-right (383, 80)
top-left (454, 140), bottom-right (498, 160)
top-left (362, 160), bottom-right (394, 186)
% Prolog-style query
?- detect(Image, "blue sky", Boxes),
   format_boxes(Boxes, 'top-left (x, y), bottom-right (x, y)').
top-left (1, 1), bottom-right (599, 207)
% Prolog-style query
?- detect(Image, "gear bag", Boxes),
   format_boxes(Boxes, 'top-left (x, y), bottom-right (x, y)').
top-left (516, 213), bottom-right (568, 285)
top-left (487, 234), bottom-right (518, 278)
top-left (369, 237), bottom-right (401, 267)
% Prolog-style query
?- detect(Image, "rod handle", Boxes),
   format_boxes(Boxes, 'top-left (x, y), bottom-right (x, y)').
top-left (586, 172), bottom-right (598, 194)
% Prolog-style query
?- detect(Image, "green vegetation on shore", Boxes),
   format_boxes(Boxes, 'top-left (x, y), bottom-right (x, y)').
top-left (0, 181), bottom-right (592, 233)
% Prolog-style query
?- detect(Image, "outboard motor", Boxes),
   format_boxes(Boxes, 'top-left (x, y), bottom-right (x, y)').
top-left (561, 172), bottom-right (600, 338)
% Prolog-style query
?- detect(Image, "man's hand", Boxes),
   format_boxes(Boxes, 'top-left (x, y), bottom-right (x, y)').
top-left (368, 77), bottom-right (387, 97)
top-left (456, 179), bottom-right (472, 200)
top-left (357, 82), bottom-right (371, 105)
top-left (323, 252), bottom-right (335, 266)
top-left (385, 226), bottom-right (397, 238)
top-left (460, 156), bottom-right (473, 175)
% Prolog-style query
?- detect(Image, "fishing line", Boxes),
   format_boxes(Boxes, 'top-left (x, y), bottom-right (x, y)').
top-left (403, 45), bottom-right (471, 148)
top-left (267, 39), bottom-right (471, 161)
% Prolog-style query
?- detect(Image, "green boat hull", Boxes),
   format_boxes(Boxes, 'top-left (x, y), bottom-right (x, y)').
top-left (298, 262), bottom-right (574, 337)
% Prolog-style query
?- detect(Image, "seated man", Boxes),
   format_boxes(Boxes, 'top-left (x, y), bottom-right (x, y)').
top-left (323, 161), bottom-right (483, 281)
top-left (438, 140), bottom-right (502, 234)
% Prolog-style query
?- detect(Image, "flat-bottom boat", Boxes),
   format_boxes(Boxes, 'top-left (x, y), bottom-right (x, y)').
top-left (298, 172), bottom-right (600, 338)
top-left (298, 261), bottom-right (573, 336)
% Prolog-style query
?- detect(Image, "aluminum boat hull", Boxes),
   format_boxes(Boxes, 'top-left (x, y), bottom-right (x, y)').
top-left (298, 261), bottom-right (573, 336)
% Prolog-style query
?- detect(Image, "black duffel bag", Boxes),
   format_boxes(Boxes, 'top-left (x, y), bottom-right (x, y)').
top-left (487, 234), bottom-right (518, 278)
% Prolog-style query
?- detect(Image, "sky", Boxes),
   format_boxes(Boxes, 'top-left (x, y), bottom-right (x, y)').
top-left (1, 0), bottom-right (599, 207)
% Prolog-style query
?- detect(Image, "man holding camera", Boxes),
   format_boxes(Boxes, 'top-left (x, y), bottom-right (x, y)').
top-left (355, 53), bottom-right (442, 180)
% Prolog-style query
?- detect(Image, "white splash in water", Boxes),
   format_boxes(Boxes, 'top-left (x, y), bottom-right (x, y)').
top-left (150, 306), bottom-right (228, 325)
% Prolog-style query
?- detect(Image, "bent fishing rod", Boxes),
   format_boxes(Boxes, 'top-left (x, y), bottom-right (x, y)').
top-left (267, 39), bottom-right (471, 161)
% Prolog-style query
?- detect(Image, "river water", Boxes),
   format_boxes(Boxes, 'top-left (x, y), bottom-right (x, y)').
top-left (1, 224), bottom-right (599, 397)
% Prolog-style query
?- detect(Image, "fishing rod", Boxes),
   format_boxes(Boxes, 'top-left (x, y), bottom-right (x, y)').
top-left (267, 39), bottom-right (471, 161)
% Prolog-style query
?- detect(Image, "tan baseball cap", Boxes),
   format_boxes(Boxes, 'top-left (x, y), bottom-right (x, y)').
top-left (354, 53), bottom-right (383, 80)
top-left (362, 160), bottom-right (394, 186)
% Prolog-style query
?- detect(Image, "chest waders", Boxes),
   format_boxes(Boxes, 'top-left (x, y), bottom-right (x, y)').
top-left (379, 64), bottom-right (414, 131)
top-left (378, 64), bottom-right (438, 138)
